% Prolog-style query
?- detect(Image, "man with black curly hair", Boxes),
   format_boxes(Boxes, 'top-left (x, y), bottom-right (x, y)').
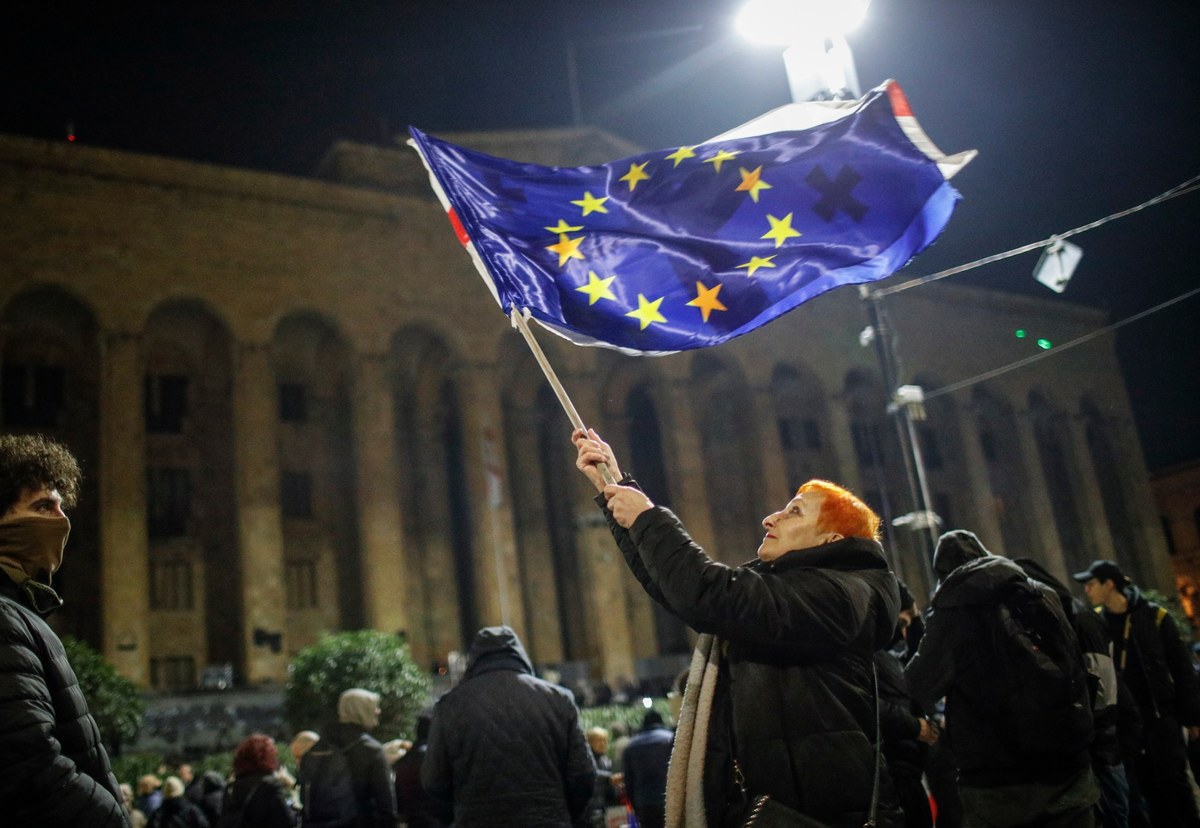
top-left (0, 433), bottom-right (128, 826)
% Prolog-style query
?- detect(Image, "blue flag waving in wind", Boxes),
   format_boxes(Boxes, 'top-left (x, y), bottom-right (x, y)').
top-left (409, 80), bottom-right (975, 355)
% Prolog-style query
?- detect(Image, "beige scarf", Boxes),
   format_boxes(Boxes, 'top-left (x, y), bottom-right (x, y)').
top-left (665, 633), bottom-right (722, 828)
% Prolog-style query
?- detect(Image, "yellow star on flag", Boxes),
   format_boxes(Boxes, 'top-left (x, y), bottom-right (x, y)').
top-left (762, 213), bottom-right (802, 248)
top-left (686, 282), bottom-right (728, 323)
top-left (571, 191), bottom-right (610, 216)
top-left (665, 146), bottom-right (697, 167)
top-left (703, 149), bottom-right (739, 173)
top-left (545, 219), bottom-right (584, 234)
top-left (735, 166), bottom-right (773, 203)
top-left (626, 294), bottom-right (667, 330)
top-left (736, 255), bottom-right (777, 276)
top-left (619, 161), bottom-right (651, 192)
top-left (576, 271), bottom-right (617, 305)
top-left (546, 233), bottom-right (585, 267)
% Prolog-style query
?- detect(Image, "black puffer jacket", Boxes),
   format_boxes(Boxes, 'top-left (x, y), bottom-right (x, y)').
top-left (422, 626), bottom-right (596, 826)
top-left (0, 576), bottom-right (128, 827)
top-left (906, 554), bottom-right (1091, 786)
top-left (608, 499), bottom-right (900, 827)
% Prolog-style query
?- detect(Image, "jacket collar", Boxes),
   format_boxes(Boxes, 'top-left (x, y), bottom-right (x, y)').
top-left (0, 567), bottom-right (63, 616)
top-left (750, 535), bottom-right (889, 574)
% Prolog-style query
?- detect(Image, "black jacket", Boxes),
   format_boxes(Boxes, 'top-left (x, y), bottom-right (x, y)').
top-left (906, 555), bottom-right (1091, 786)
top-left (606, 498), bottom-right (899, 827)
top-left (1102, 585), bottom-right (1200, 726)
top-left (1015, 558), bottom-right (1121, 765)
top-left (0, 576), bottom-right (128, 827)
top-left (216, 773), bottom-right (295, 828)
top-left (422, 626), bottom-right (596, 826)
top-left (148, 796), bottom-right (210, 828)
top-left (319, 722), bottom-right (397, 828)
top-left (874, 639), bottom-right (927, 779)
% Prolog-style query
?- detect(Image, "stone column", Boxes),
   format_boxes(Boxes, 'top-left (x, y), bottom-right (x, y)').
top-left (825, 396), bottom-right (864, 494)
top-left (504, 406), bottom-right (565, 664)
top-left (452, 364), bottom-right (526, 634)
top-left (1113, 422), bottom-right (1175, 590)
top-left (568, 378), bottom-right (637, 684)
top-left (352, 353), bottom-right (410, 638)
top-left (98, 330), bottom-right (151, 686)
top-left (1065, 416), bottom-right (1117, 562)
top-left (412, 415), bottom-right (462, 664)
top-left (957, 402), bottom-right (1006, 556)
top-left (233, 342), bottom-right (289, 684)
top-left (660, 380), bottom-right (717, 552)
top-left (752, 387), bottom-right (789, 496)
top-left (1013, 410), bottom-right (1071, 582)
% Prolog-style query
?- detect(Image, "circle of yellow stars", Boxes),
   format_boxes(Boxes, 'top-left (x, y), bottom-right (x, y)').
top-left (542, 142), bottom-right (805, 332)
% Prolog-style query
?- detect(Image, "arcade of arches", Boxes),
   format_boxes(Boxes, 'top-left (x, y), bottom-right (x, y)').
top-left (0, 129), bottom-right (1174, 689)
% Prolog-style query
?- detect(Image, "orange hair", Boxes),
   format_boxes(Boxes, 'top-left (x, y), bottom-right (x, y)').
top-left (797, 479), bottom-right (881, 541)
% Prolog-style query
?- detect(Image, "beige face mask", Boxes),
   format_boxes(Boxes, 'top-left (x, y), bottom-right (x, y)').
top-left (0, 514), bottom-right (72, 584)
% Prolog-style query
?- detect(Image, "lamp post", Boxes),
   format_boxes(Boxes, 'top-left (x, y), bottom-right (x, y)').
top-left (739, 0), bottom-right (940, 589)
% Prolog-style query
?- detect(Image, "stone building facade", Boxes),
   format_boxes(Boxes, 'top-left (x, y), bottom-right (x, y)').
top-left (1153, 460), bottom-right (1200, 627)
top-left (0, 127), bottom-right (1171, 690)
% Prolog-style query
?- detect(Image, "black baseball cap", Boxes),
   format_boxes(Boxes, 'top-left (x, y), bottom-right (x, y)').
top-left (1071, 559), bottom-right (1128, 585)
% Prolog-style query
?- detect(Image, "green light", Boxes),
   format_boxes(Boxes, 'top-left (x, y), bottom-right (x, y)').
top-left (1036, 338), bottom-right (1052, 350)
top-left (1015, 329), bottom-right (1027, 338)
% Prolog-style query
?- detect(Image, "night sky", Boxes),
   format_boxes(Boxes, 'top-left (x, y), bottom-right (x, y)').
top-left (4, 0), bottom-right (1198, 470)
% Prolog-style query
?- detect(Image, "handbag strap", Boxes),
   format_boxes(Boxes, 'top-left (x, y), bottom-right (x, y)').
top-left (864, 661), bottom-right (881, 828)
top-left (730, 656), bottom-right (884, 826)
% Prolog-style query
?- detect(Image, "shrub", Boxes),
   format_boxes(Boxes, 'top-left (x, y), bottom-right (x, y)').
top-left (1143, 587), bottom-right (1195, 645)
top-left (62, 635), bottom-right (144, 754)
top-left (580, 699), bottom-right (674, 736)
top-left (285, 630), bottom-right (430, 742)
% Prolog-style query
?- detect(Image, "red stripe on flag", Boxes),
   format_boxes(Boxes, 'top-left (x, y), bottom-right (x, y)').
top-left (447, 208), bottom-right (470, 246)
top-left (886, 81), bottom-right (913, 118)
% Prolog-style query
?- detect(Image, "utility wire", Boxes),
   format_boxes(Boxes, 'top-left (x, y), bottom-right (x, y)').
top-left (924, 285), bottom-right (1200, 401)
top-left (873, 174), bottom-right (1200, 298)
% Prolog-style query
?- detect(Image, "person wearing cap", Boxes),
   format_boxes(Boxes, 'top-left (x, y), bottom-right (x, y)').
top-left (574, 429), bottom-right (900, 827)
top-left (906, 530), bottom-right (1099, 826)
top-left (1073, 559), bottom-right (1200, 826)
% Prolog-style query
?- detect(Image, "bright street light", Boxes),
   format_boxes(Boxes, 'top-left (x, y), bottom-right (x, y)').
top-left (736, 0), bottom-right (870, 45)
top-left (737, 0), bottom-right (870, 101)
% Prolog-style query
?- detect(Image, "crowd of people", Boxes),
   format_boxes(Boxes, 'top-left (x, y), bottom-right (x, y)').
top-left (5, 422), bottom-right (1200, 827)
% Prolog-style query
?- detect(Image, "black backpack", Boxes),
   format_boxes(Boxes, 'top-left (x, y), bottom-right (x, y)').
top-left (982, 580), bottom-right (1093, 756)
top-left (298, 738), bottom-right (361, 827)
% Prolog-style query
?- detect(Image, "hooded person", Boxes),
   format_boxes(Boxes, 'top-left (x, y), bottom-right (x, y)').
top-left (906, 530), bottom-right (1099, 826)
top-left (310, 688), bottom-right (396, 828)
top-left (0, 433), bottom-right (128, 827)
top-left (422, 626), bottom-right (596, 827)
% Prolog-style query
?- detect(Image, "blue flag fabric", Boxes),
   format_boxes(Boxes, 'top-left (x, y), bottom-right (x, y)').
top-left (409, 81), bottom-right (974, 354)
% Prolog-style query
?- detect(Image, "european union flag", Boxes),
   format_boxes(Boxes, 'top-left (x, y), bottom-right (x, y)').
top-left (409, 81), bottom-right (975, 355)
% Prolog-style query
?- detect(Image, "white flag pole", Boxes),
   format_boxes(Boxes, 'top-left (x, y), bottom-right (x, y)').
top-left (510, 308), bottom-right (616, 486)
